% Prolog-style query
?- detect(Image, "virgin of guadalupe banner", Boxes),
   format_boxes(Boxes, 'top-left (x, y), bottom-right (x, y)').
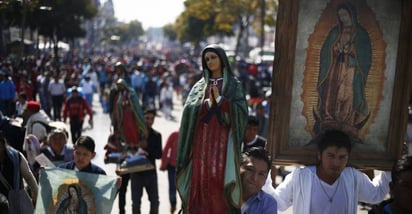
top-left (35, 167), bottom-right (118, 214)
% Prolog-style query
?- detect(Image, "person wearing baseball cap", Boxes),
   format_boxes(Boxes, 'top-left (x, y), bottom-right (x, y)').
top-left (23, 100), bottom-right (51, 146)
top-left (26, 101), bottom-right (41, 113)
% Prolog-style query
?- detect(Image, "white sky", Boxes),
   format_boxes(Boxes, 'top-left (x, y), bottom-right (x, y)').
top-left (108, 0), bottom-right (185, 29)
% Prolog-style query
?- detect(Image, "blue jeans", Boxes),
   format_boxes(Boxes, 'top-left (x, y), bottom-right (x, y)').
top-left (84, 93), bottom-right (93, 107)
top-left (167, 165), bottom-right (177, 206)
top-left (131, 170), bottom-right (159, 214)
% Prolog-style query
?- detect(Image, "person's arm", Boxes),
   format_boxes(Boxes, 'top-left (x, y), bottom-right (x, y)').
top-left (62, 99), bottom-right (69, 122)
top-left (152, 133), bottom-right (163, 159)
top-left (268, 167), bottom-right (297, 211)
top-left (19, 153), bottom-right (38, 202)
top-left (160, 135), bottom-right (172, 170)
top-left (145, 131), bottom-right (162, 160)
top-left (47, 82), bottom-right (52, 93)
top-left (356, 169), bottom-right (391, 204)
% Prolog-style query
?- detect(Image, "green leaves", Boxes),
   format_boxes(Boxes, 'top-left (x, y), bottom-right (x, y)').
top-left (171, 0), bottom-right (278, 47)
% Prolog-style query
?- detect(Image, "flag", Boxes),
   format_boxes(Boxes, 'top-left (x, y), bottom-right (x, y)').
top-left (35, 167), bottom-right (118, 214)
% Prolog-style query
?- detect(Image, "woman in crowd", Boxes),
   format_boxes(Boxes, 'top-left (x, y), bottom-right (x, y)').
top-left (0, 131), bottom-right (38, 212)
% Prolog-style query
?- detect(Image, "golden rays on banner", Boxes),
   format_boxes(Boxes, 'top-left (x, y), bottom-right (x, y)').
top-left (35, 168), bottom-right (118, 214)
top-left (49, 179), bottom-right (96, 214)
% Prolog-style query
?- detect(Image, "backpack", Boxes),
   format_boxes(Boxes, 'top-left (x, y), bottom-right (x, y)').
top-left (31, 120), bottom-right (67, 136)
top-left (32, 120), bottom-right (55, 133)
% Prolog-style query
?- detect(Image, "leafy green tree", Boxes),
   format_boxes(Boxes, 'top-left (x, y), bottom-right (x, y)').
top-left (31, 0), bottom-right (97, 58)
top-left (100, 20), bottom-right (144, 45)
top-left (163, 23), bottom-right (177, 41)
top-left (174, 0), bottom-right (277, 56)
top-left (122, 20), bottom-right (144, 42)
top-left (0, 0), bottom-right (33, 27)
top-left (0, 0), bottom-right (42, 56)
top-left (0, 0), bottom-right (98, 57)
top-left (100, 25), bottom-right (118, 45)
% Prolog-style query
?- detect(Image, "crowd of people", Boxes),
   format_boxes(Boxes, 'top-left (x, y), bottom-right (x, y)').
top-left (0, 42), bottom-right (411, 214)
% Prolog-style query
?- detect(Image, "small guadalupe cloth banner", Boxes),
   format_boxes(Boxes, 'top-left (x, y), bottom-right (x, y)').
top-left (35, 167), bottom-right (118, 214)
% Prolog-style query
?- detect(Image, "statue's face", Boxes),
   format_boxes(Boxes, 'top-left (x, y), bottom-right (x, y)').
top-left (204, 51), bottom-right (222, 74)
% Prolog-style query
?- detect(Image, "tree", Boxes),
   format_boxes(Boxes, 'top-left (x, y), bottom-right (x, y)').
top-left (173, 0), bottom-right (277, 57)
top-left (163, 23), bottom-right (177, 41)
top-left (122, 20), bottom-right (144, 43)
top-left (100, 20), bottom-right (144, 45)
top-left (0, 0), bottom-right (40, 56)
top-left (32, 0), bottom-right (98, 59)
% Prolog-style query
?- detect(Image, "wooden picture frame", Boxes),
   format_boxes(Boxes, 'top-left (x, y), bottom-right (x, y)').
top-left (267, 0), bottom-right (412, 170)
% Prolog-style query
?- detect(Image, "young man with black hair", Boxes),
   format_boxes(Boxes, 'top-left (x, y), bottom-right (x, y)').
top-left (130, 109), bottom-right (162, 214)
top-left (58, 135), bottom-right (122, 188)
top-left (243, 115), bottom-right (266, 152)
top-left (266, 129), bottom-right (391, 214)
top-left (59, 135), bottom-right (105, 174)
top-left (242, 115), bottom-right (287, 185)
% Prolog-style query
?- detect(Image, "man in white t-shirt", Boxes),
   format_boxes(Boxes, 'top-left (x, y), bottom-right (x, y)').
top-left (80, 75), bottom-right (95, 108)
top-left (265, 129), bottom-right (391, 214)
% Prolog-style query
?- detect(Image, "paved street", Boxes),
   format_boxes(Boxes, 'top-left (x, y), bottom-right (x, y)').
top-left (78, 94), bottom-right (370, 214)
top-left (79, 94), bottom-right (184, 213)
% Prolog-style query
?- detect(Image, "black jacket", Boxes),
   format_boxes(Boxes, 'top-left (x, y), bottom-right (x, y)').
top-left (58, 161), bottom-right (106, 175)
top-left (145, 127), bottom-right (162, 166)
top-left (243, 135), bottom-right (266, 152)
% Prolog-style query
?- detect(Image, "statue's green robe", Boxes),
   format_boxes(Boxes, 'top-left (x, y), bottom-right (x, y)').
top-left (176, 44), bottom-right (248, 213)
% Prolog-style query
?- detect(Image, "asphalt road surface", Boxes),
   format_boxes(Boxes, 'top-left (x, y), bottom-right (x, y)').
top-left (77, 94), bottom-right (371, 214)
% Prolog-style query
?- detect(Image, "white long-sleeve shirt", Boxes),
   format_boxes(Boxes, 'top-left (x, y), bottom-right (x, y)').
top-left (264, 166), bottom-right (391, 214)
top-left (160, 86), bottom-right (173, 104)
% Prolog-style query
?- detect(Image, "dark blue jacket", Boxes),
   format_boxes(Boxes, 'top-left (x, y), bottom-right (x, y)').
top-left (0, 79), bottom-right (16, 100)
top-left (58, 161), bottom-right (106, 175)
